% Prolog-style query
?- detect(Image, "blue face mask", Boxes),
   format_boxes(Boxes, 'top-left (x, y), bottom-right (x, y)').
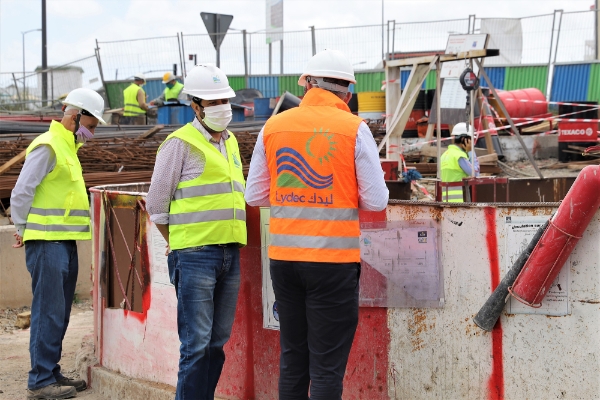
top-left (166, 83), bottom-right (175, 89)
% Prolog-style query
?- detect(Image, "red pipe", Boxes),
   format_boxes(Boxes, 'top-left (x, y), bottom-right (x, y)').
top-left (510, 165), bottom-right (600, 306)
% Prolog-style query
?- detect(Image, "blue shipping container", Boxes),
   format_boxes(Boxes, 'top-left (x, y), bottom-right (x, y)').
top-left (551, 64), bottom-right (591, 102)
top-left (400, 70), bottom-right (426, 89)
top-left (157, 104), bottom-right (195, 125)
top-left (249, 76), bottom-right (279, 98)
top-left (482, 67), bottom-right (505, 90)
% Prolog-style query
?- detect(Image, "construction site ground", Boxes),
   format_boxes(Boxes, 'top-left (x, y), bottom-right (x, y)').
top-left (0, 300), bottom-right (108, 400)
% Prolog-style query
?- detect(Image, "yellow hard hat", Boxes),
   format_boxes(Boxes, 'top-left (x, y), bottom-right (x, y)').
top-left (163, 72), bottom-right (175, 84)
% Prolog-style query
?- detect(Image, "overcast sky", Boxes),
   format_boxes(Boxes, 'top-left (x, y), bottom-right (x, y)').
top-left (0, 0), bottom-right (594, 74)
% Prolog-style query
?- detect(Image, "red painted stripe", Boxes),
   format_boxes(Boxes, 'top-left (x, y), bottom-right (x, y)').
top-left (484, 208), bottom-right (505, 400)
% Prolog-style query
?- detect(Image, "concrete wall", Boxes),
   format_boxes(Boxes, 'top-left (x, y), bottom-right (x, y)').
top-left (0, 225), bottom-right (93, 308)
top-left (91, 185), bottom-right (600, 399)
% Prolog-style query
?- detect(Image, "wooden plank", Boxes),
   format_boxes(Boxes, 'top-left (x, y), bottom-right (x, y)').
top-left (0, 149), bottom-right (26, 176)
top-left (386, 49), bottom-right (499, 68)
top-left (135, 125), bottom-right (164, 140)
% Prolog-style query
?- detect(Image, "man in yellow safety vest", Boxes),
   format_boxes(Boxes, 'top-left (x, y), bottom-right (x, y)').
top-left (121, 73), bottom-right (149, 125)
top-left (146, 64), bottom-right (246, 400)
top-left (11, 88), bottom-right (106, 399)
top-left (150, 71), bottom-right (185, 106)
top-left (440, 122), bottom-right (480, 202)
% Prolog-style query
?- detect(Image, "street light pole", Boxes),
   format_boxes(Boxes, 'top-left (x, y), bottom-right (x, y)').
top-left (22, 28), bottom-right (41, 104)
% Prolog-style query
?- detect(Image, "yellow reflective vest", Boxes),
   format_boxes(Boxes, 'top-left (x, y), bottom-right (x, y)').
top-left (159, 123), bottom-right (247, 250)
top-left (164, 81), bottom-right (184, 101)
top-left (24, 121), bottom-right (91, 241)
top-left (123, 83), bottom-right (146, 116)
top-left (440, 144), bottom-right (469, 202)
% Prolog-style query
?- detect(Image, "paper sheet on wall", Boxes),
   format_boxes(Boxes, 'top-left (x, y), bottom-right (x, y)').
top-left (150, 224), bottom-right (172, 286)
top-left (503, 216), bottom-right (570, 316)
top-left (360, 220), bottom-right (443, 308)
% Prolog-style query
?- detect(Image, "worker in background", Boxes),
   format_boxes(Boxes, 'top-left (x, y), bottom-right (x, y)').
top-left (440, 122), bottom-right (480, 202)
top-left (150, 71), bottom-right (185, 106)
top-left (245, 49), bottom-right (389, 400)
top-left (146, 64), bottom-right (246, 400)
top-left (11, 88), bottom-right (106, 400)
top-left (121, 73), bottom-right (149, 125)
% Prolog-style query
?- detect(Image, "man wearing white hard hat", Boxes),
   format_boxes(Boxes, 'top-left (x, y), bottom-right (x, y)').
top-left (121, 72), bottom-right (149, 125)
top-left (150, 71), bottom-right (185, 107)
top-left (146, 64), bottom-right (246, 400)
top-left (10, 87), bottom-right (106, 399)
top-left (245, 49), bottom-right (388, 399)
top-left (440, 122), bottom-right (480, 202)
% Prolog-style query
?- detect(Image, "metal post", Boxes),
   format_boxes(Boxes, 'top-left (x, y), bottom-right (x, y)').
top-left (392, 20), bottom-right (396, 58)
top-left (547, 10), bottom-right (563, 101)
top-left (436, 59), bottom-right (442, 180)
top-left (280, 39), bottom-right (284, 74)
top-left (545, 10), bottom-right (558, 98)
top-left (243, 30), bottom-right (249, 88)
top-left (94, 42), bottom-right (108, 103)
top-left (476, 59), bottom-right (544, 179)
top-left (386, 20), bottom-right (390, 60)
top-left (51, 70), bottom-right (54, 103)
top-left (249, 32), bottom-right (252, 76)
top-left (594, 0), bottom-right (600, 60)
top-left (41, 0), bottom-right (48, 107)
top-left (469, 14), bottom-right (476, 34)
top-left (12, 73), bottom-right (22, 105)
top-left (381, 0), bottom-right (384, 61)
top-left (553, 10), bottom-right (563, 65)
top-left (180, 32), bottom-right (187, 77)
top-left (269, 42), bottom-right (272, 75)
top-left (216, 15), bottom-right (221, 68)
top-left (310, 26), bottom-right (316, 56)
top-left (22, 32), bottom-right (25, 99)
top-left (469, 60), bottom-right (475, 177)
top-left (177, 32), bottom-right (184, 78)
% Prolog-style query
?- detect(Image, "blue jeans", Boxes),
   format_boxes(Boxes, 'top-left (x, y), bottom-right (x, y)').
top-left (24, 240), bottom-right (79, 390)
top-left (167, 245), bottom-right (241, 400)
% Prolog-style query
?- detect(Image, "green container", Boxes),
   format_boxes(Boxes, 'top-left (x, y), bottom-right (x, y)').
top-left (105, 81), bottom-right (131, 110)
top-left (228, 76), bottom-right (246, 92)
top-left (354, 72), bottom-right (385, 93)
top-left (278, 75), bottom-right (304, 97)
top-left (425, 69), bottom-right (437, 90)
top-left (504, 66), bottom-right (548, 94)
top-left (587, 63), bottom-right (600, 103)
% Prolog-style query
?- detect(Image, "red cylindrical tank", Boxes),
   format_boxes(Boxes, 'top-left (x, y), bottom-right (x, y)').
top-left (496, 88), bottom-right (547, 118)
top-left (510, 165), bottom-right (600, 306)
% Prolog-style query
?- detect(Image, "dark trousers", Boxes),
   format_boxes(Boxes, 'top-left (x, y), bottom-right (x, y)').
top-left (269, 260), bottom-right (360, 400)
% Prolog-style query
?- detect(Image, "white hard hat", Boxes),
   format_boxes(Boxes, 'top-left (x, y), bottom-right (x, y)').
top-left (133, 73), bottom-right (146, 82)
top-left (162, 72), bottom-right (176, 84)
top-left (62, 88), bottom-right (107, 125)
top-left (298, 49), bottom-right (356, 86)
top-left (182, 64), bottom-right (235, 100)
top-left (451, 122), bottom-right (474, 136)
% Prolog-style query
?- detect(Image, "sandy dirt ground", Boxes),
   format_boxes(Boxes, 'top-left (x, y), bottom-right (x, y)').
top-left (0, 301), bottom-right (108, 400)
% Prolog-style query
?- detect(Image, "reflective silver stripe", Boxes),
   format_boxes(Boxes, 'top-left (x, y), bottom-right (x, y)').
top-left (170, 209), bottom-right (239, 225)
top-left (233, 181), bottom-right (245, 194)
top-left (69, 210), bottom-right (90, 217)
top-left (235, 209), bottom-right (246, 221)
top-left (271, 206), bottom-right (358, 221)
top-left (174, 182), bottom-right (243, 200)
top-left (270, 234), bottom-right (359, 250)
top-left (26, 222), bottom-right (90, 232)
top-left (29, 208), bottom-right (89, 217)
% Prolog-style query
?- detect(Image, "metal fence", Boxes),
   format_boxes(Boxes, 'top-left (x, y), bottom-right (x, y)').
top-left (0, 55), bottom-right (103, 111)
top-left (92, 10), bottom-right (598, 79)
top-left (0, 10), bottom-right (598, 111)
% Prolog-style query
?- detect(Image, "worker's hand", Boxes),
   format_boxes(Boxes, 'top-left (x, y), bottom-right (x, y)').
top-left (165, 243), bottom-right (170, 256)
top-left (149, 101), bottom-right (155, 106)
top-left (12, 232), bottom-right (23, 248)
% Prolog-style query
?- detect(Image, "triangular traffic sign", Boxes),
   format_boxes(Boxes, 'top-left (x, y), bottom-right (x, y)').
top-left (200, 12), bottom-right (234, 50)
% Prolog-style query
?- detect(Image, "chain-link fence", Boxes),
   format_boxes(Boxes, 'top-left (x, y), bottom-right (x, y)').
top-left (0, 55), bottom-right (102, 112)
top-left (555, 10), bottom-right (597, 63)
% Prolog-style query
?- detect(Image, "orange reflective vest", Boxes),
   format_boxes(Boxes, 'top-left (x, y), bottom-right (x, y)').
top-left (263, 88), bottom-right (362, 263)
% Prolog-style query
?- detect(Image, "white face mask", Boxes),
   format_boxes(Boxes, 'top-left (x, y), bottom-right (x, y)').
top-left (202, 103), bottom-right (232, 132)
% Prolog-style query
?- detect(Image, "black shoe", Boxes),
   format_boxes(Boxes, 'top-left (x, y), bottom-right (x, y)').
top-left (56, 377), bottom-right (87, 392)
